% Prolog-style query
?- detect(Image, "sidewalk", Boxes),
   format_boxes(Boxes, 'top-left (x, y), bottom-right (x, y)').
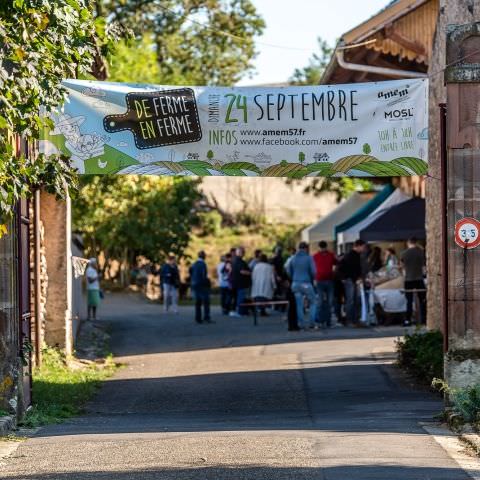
top-left (0, 293), bottom-right (476, 479)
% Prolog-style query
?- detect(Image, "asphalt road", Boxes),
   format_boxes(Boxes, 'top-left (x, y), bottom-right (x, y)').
top-left (1, 293), bottom-right (472, 479)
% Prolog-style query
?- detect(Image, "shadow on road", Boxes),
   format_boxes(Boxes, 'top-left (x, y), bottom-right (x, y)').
top-left (35, 360), bottom-right (439, 437)
top-left (100, 294), bottom-right (409, 358)
top-left (2, 465), bottom-right (469, 480)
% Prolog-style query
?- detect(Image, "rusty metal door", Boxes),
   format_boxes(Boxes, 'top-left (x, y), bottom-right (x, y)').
top-left (16, 198), bottom-right (32, 409)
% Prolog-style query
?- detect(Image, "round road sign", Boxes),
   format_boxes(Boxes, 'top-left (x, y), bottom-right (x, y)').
top-left (454, 217), bottom-right (480, 249)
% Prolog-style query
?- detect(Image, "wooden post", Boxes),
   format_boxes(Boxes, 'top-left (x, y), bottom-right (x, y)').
top-left (445, 22), bottom-right (480, 388)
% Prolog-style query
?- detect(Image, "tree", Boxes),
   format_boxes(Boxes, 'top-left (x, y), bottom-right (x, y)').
top-left (107, 36), bottom-right (161, 84)
top-left (100, 0), bottom-right (265, 86)
top-left (363, 143), bottom-right (372, 155)
top-left (207, 150), bottom-right (215, 162)
top-left (302, 177), bottom-right (375, 202)
top-left (298, 152), bottom-right (306, 164)
top-left (290, 37), bottom-right (333, 85)
top-left (0, 1), bottom-right (121, 226)
top-left (73, 175), bottom-right (202, 273)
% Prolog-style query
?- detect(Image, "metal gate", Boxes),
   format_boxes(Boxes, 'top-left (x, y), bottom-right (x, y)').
top-left (16, 198), bottom-right (32, 409)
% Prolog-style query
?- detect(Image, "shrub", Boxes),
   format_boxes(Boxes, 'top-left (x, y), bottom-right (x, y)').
top-left (197, 211), bottom-right (223, 236)
top-left (396, 329), bottom-right (444, 383)
top-left (433, 379), bottom-right (480, 425)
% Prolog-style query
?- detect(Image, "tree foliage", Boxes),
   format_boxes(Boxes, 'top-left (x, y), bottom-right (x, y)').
top-left (0, 0), bottom-right (120, 223)
top-left (101, 0), bottom-right (265, 85)
top-left (290, 37), bottom-right (333, 85)
top-left (73, 175), bottom-right (202, 266)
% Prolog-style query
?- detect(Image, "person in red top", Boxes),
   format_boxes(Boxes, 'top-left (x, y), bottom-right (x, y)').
top-left (313, 241), bottom-right (337, 327)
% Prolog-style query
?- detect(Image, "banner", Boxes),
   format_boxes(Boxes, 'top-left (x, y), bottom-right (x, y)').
top-left (40, 79), bottom-right (428, 177)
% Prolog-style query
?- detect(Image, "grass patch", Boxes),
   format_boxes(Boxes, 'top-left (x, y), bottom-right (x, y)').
top-left (20, 347), bottom-right (118, 428)
top-left (396, 329), bottom-right (444, 384)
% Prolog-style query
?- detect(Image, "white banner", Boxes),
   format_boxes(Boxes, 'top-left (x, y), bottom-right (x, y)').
top-left (40, 78), bottom-right (428, 177)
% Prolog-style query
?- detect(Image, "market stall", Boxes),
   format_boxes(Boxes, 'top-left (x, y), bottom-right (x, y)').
top-left (301, 191), bottom-right (374, 246)
top-left (337, 188), bottom-right (411, 247)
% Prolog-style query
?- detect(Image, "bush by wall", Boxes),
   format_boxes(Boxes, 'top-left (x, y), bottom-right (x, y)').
top-left (396, 329), bottom-right (444, 384)
top-left (432, 379), bottom-right (480, 426)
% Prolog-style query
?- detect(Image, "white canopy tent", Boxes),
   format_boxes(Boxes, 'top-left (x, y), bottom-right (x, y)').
top-left (301, 191), bottom-right (374, 245)
top-left (337, 188), bottom-right (411, 246)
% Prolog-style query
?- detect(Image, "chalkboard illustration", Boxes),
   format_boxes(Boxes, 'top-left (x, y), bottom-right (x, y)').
top-left (68, 132), bottom-right (110, 164)
top-left (313, 152), bottom-right (329, 162)
top-left (245, 152), bottom-right (272, 163)
top-left (225, 151), bottom-right (240, 163)
top-left (136, 152), bottom-right (154, 163)
top-left (104, 88), bottom-right (202, 149)
top-left (52, 113), bottom-right (85, 144)
top-left (417, 127), bottom-right (428, 140)
top-left (82, 87), bottom-right (106, 98)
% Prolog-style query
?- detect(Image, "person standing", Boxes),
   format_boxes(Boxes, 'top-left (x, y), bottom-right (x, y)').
top-left (385, 247), bottom-right (399, 273)
top-left (229, 247), bottom-right (238, 311)
top-left (313, 241), bottom-right (337, 327)
top-left (281, 247), bottom-right (299, 331)
top-left (337, 239), bottom-right (366, 325)
top-left (249, 249), bottom-right (262, 271)
top-left (86, 257), bottom-right (101, 321)
top-left (160, 255), bottom-right (180, 313)
top-left (287, 242), bottom-right (316, 329)
top-left (189, 251), bottom-right (212, 324)
top-left (217, 253), bottom-right (232, 315)
top-left (401, 237), bottom-right (426, 325)
top-left (368, 246), bottom-right (383, 273)
top-left (230, 246), bottom-right (251, 317)
top-left (251, 254), bottom-right (276, 316)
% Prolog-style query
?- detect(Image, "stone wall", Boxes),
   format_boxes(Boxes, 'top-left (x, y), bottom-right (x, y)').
top-left (40, 192), bottom-right (73, 353)
top-left (426, 0), bottom-right (479, 331)
top-left (200, 177), bottom-right (338, 225)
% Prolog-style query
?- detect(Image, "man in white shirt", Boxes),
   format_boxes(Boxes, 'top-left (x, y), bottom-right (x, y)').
top-left (251, 254), bottom-right (276, 316)
top-left (86, 258), bottom-right (101, 320)
top-left (217, 253), bottom-right (232, 315)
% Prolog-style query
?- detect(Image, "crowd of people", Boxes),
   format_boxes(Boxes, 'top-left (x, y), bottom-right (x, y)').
top-left (87, 237), bottom-right (426, 328)
top-left (189, 237), bottom-right (425, 327)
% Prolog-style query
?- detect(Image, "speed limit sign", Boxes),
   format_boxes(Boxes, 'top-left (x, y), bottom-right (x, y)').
top-left (454, 217), bottom-right (480, 249)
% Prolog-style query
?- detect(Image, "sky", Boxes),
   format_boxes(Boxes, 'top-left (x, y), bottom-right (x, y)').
top-left (238, 0), bottom-right (390, 86)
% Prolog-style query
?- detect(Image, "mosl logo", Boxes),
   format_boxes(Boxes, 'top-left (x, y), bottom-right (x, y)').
top-left (384, 108), bottom-right (414, 120)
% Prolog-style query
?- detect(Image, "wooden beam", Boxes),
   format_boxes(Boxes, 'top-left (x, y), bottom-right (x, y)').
top-left (353, 71), bottom-right (369, 82)
top-left (384, 23), bottom-right (427, 56)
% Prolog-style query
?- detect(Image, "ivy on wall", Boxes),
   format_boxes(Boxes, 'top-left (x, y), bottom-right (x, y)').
top-left (0, 0), bottom-right (120, 225)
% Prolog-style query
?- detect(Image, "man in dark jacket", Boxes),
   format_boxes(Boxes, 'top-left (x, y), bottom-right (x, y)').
top-left (337, 239), bottom-right (366, 325)
top-left (401, 237), bottom-right (426, 325)
top-left (189, 251), bottom-right (212, 324)
top-left (230, 246), bottom-right (251, 317)
top-left (160, 255), bottom-right (180, 313)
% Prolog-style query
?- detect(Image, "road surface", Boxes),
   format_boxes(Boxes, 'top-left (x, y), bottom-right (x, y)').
top-left (0, 293), bottom-right (473, 479)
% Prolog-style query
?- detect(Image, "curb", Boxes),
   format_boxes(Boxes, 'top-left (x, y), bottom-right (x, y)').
top-left (0, 415), bottom-right (15, 436)
top-left (421, 423), bottom-right (480, 480)
top-left (461, 432), bottom-right (480, 456)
